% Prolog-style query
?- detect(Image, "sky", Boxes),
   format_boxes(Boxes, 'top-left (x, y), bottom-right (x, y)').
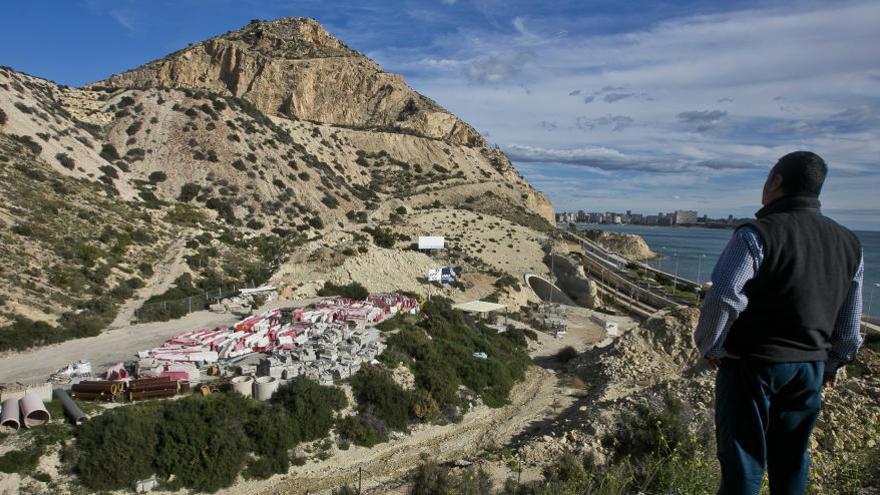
top-left (1, 0), bottom-right (878, 230)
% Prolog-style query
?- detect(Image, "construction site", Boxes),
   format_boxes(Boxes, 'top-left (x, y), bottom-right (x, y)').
top-left (1, 292), bottom-right (419, 422)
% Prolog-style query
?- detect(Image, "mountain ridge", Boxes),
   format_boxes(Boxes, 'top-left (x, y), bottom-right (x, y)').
top-left (0, 16), bottom-right (554, 346)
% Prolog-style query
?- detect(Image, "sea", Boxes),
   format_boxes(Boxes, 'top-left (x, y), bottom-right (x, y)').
top-left (574, 223), bottom-right (880, 317)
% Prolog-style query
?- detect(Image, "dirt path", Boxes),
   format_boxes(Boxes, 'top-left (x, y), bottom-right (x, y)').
top-left (231, 366), bottom-right (566, 495)
top-left (109, 235), bottom-right (190, 329)
top-left (0, 309), bottom-right (239, 384)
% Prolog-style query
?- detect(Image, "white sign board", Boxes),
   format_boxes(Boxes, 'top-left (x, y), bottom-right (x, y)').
top-left (418, 236), bottom-right (445, 250)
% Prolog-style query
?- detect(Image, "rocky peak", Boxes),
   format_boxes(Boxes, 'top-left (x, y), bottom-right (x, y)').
top-left (228, 17), bottom-right (357, 59)
top-left (90, 17), bottom-right (484, 146)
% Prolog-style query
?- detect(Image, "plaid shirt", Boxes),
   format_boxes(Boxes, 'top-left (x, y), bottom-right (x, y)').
top-left (694, 226), bottom-right (864, 371)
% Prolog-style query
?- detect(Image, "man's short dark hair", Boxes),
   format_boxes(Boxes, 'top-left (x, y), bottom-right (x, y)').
top-left (772, 151), bottom-right (828, 197)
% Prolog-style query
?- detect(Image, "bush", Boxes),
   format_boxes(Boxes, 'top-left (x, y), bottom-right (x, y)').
top-left (351, 365), bottom-right (412, 431)
top-left (0, 108), bottom-right (6, 124)
top-left (148, 171), bottom-right (167, 183)
top-left (75, 403), bottom-right (161, 490)
top-left (307, 216), bottom-right (324, 229)
top-left (317, 281), bottom-right (369, 300)
top-left (126, 121), bottom-right (142, 136)
top-left (56, 152), bottom-right (75, 170)
top-left (337, 414), bottom-right (388, 447)
top-left (382, 297), bottom-right (531, 409)
top-left (155, 395), bottom-right (248, 491)
top-left (555, 345), bottom-right (578, 363)
top-left (10, 134), bottom-right (42, 155)
top-left (272, 379), bottom-right (347, 443)
top-left (178, 182), bottom-right (200, 202)
top-left (0, 447), bottom-right (42, 475)
top-left (99, 143), bottom-right (119, 161)
top-left (362, 226), bottom-right (396, 248)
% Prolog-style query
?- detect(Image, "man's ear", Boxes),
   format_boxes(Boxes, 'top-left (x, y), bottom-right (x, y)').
top-left (769, 173), bottom-right (784, 194)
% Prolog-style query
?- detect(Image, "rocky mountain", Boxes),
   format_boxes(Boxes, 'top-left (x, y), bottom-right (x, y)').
top-left (0, 17), bottom-right (554, 349)
top-left (92, 17), bottom-right (484, 147)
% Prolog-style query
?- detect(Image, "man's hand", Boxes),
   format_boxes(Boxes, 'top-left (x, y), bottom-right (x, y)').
top-left (822, 370), bottom-right (838, 388)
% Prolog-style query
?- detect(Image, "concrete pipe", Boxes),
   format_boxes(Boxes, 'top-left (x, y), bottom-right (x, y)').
top-left (231, 376), bottom-right (254, 398)
top-left (54, 389), bottom-right (87, 425)
top-left (253, 376), bottom-right (278, 401)
top-left (20, 391), bottom-right (51, 428)
top-left (0, 398), bottom-right (20, 431)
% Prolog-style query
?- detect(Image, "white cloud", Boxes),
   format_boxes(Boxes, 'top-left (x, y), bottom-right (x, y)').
top-left (382, 1), bottom-right (880, 226)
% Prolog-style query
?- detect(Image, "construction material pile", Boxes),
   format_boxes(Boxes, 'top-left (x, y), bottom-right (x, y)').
top-left (69, 376), bottom-right (182, 402)
top-left (139, 293), bottom-right (419, 366)
top-left (49, 360), bottom-right (93, 384)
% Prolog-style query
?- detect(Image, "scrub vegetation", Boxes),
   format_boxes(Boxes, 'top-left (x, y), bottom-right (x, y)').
top-left (338, 297), bottom-right (530, 448)
top-left (73, 379), bottom-right (346, 492)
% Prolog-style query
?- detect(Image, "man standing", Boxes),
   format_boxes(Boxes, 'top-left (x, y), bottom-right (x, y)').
top-left (694, 151), bottom-right (864, 494)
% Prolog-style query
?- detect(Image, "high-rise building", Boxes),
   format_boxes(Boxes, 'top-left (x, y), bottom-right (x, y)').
top-left (674, 210), bottom-right (698, 225)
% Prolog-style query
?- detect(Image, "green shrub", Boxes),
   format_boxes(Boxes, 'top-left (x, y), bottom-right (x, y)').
top-left (362, 226), bottom-right (396, 248)
top-left (126, 121), bottom-right (142, 136)
top-left (155, 395), bottom-right (248, 492)
top-left (555, 345), bottom-right (578, 363)
top-left (308, 216), bottom-right (324, 229)
top-left (75, 402), bottom-right (161, 490)
top-left (272, 379), bottom-right (347, 443)
top-left (337, 414), bottom-right (388, 447)
top-left (178, 182), bottom-right (200, 202)
top-left (148, 170), bottom-right (167, 183)
top-left (0, 108), bottom-right (6, 124)
top-left (99, 143), bottom-right (119, 161)
top-left (317, 281), bottom-right (369, 300)
top-left (351, 365), bottom-right (412, 431)
top-left (10, 134), bottom-right (42, 155)
top-left (56, 152), bottom-right (75, 170)
top-left (0, 447), bottom-right (42, 475)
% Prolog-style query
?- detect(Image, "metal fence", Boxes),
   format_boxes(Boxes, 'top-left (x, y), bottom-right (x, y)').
top-left (133, 286), bottom-right (241, 323)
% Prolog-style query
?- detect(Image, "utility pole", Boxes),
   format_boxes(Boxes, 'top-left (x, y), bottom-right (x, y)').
top-left (697, 254), bottom-right (706, 284)
top-left (672, 251), bottom-right (680, 296)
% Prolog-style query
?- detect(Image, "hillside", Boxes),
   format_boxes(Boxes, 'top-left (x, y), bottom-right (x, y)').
top-left (0, 17), bottom-right (554, 350)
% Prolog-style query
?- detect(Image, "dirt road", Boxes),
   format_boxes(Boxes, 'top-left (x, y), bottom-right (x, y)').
top-left (0, 310), bottom-right (239, 384)
top-left (108, 236), bottom-right (190, 329)
top-left (234, 366), bottom-right (566, 495)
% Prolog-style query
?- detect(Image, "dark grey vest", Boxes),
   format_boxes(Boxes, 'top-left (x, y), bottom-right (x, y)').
top-left (724, 196), bottom-right (861, 362)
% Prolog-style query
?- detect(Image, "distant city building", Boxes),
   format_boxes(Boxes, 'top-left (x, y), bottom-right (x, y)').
top-left (555, 208), bottom-right (746, 228)
top-left (674, 210), bottom-right (698, 225)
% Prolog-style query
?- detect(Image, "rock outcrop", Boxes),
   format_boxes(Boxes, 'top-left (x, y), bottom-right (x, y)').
top-left (91, 17), bottom-right (484, 147)
top-left (582, 229), bottom-right (656, 260)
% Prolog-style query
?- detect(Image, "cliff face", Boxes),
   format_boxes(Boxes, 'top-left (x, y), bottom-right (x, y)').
top-left (91, 17), bottom-right (484, 147)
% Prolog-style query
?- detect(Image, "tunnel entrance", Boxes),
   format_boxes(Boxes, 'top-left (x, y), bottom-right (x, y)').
top-left (524, 274), bottom-right (577, 306)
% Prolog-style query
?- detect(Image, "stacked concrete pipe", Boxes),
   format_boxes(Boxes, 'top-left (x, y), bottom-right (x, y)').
top-left (231, 376), bottom-right (254, 398)
top-left (20, 391), bottom-right (51, 428)
top-left (0, 398), bottom-right (20, 431)
top-left (253, 376), bottom-right (278, 401)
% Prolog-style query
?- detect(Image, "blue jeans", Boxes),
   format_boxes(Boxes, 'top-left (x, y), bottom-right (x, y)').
top-left (715, 359), bottom-right (824, 495)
